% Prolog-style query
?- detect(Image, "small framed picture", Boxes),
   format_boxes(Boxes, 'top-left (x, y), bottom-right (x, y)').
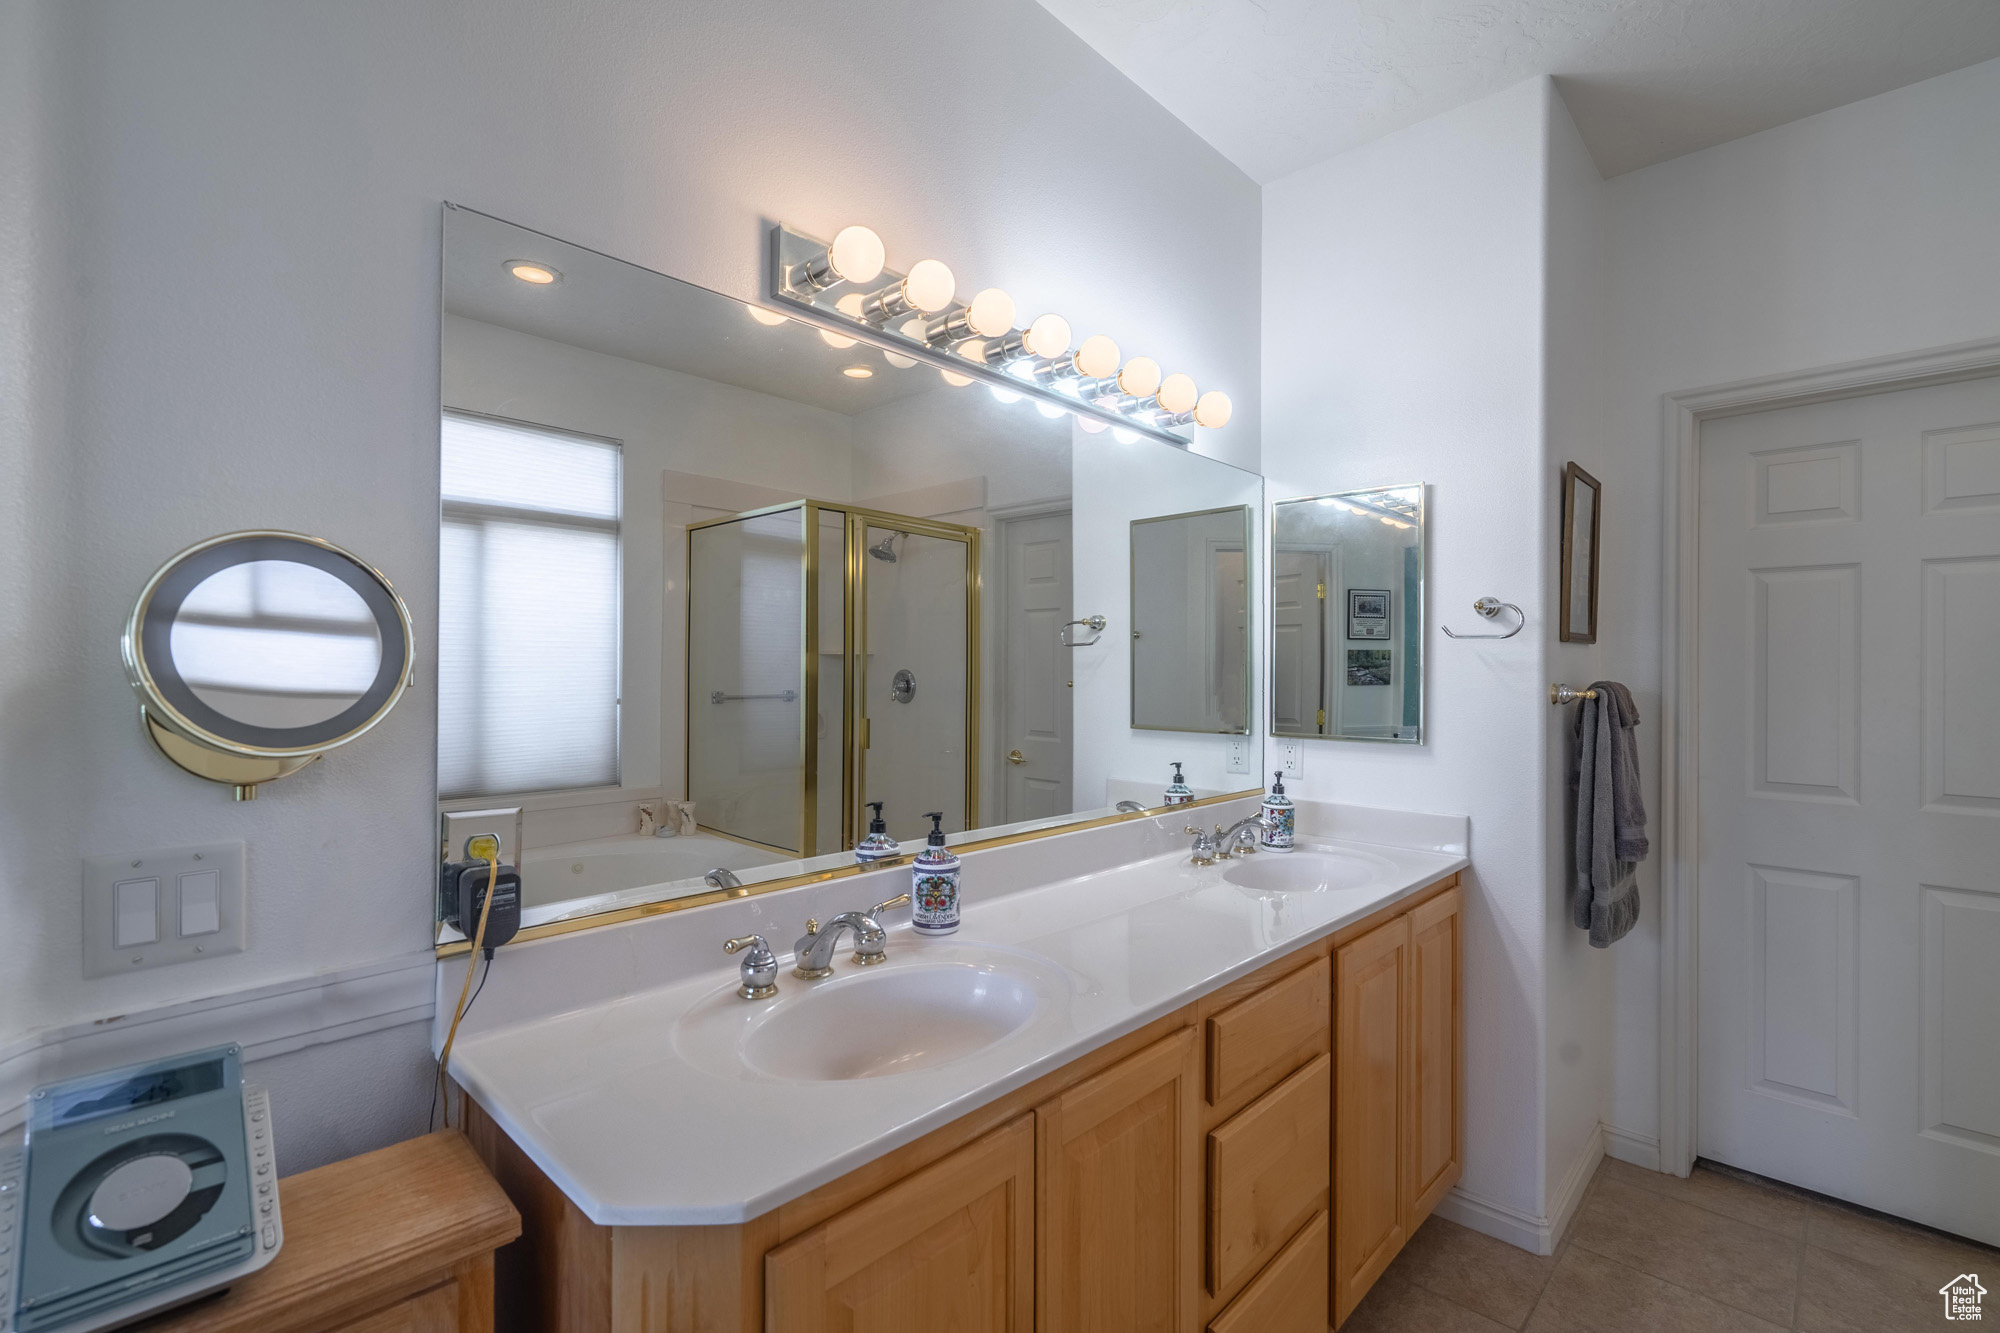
top-left (1559, 463), bottom-right (1601, 643)
top-left (1347, 588), bottom-right (1390, 640)
top-left (1346, 649), bottom-right (1392, 686)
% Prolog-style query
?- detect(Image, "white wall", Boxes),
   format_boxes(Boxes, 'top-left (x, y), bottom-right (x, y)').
top-left (1598, 55), bottom-right (2000, 1154)
top-left (1263, 77), bottom-right (1557, 1235)
top-left (0, 0), bottom-right (1259, 1170)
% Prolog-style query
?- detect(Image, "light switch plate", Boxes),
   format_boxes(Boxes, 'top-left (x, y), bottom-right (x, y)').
top-left (1224, 738), bottom-right (1250, 775)
top-left (1279, 739), bottom-right (1304, 778)
top-left (83, 841), bottom-right (247, 978)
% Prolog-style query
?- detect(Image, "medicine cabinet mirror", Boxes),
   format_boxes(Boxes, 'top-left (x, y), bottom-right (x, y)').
top-left (1129, 506), bottom-right (1252, 734)
top-left (1269, 485), bottom-right (1424, 744)
top-left (124, 530), bottom-right (415, 799)
top-left (435, 206), bottom-right (1264, 943)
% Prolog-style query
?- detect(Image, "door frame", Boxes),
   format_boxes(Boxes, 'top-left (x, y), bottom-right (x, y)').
top-left (1657, 334), bottom-right (2000, 1177)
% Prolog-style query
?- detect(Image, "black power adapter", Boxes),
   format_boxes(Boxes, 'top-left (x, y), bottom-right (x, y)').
top-left (444, 861), bottom-right (521, 951)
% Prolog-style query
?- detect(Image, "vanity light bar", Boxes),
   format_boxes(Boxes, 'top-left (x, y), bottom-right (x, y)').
top-left (767, 225), bottom-right (1230, 449)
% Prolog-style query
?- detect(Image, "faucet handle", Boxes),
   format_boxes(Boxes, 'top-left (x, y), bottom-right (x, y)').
top-left (722, 934), bottom-right (779, 1000)
top-left (869, 893), bottom-right (911, 919)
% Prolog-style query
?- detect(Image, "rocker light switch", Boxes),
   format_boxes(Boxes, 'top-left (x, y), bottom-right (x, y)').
top-left (83, 841), bottom-right (247, 977)
top-left (113, 878), bottom-right (160, 948)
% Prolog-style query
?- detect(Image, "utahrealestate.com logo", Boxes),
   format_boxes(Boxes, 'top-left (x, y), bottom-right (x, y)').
top-left (1941, 1274), bottom-right (1986, 1321)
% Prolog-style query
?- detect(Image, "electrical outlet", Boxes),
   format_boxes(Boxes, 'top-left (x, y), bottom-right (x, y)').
top-left (1224, 738), bottom-right (1250, 774)
top-left (1279, 739), bottom-right (1304, 778)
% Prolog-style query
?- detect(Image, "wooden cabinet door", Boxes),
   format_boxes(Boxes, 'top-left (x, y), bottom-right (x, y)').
top-left (1405, 887), bottom-right (1463, 1221)
top-left (1333, 913), bottom-right (1408, 1326)
top-left (1206, 1053), bottom-right (1330, 1301)
top-left (765, 1115), bottom-right (1034, 1333)
top-left (1037, 1026), bottom-right (1201, 1333)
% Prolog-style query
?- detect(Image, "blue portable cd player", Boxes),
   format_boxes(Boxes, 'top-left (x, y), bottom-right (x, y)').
top-left (1, 1045), bottom-right (282, 1332)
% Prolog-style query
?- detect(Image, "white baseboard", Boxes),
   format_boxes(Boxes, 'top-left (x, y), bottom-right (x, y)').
top-left (1435, 1121), bottom-right (1609, 1256)
top-left (1603, 1123), bottom-right (1661, 1171)
top-left (0, 954), bottom-right (436, 1133)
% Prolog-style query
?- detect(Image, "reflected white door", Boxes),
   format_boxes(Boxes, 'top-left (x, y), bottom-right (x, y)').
top-left (1272, 549), bottom-right (1328, 734)
top-left (1002, 512), bottom-right (1072, 822)
top-left (1697, 375), bottom-right (2000, 1243)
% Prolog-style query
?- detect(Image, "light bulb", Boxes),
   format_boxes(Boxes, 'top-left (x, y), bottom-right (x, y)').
top-left (1193, 390), bottom-right (1232, 428)
top-left (1073, 335), bottom-right (1120, 379)
top-left (819, 295), bottom-right (863, 347)
top-left (1117, 357), bottom-right (1162, 399)
top-left (827, 226), bottom-right (886, 284)
top-left (884, 349), bottom-right (917, 369)
top-left (903, 260), bottom-right (956, 312)
top-left (1035, 400), bottom-right (1067, 418)
top-left (1157, 373), bottom-right (1197, 415)
top-left (1379, 515), bottom-right (1399, 526)
top-left (861, 258), bottom-right (956, 323)
top-left (989, 385), bottom-right (1023, 404)
top-left (966, 288), bottom-right (1015, 337)
top-left (1078, 416), bottom-right (1109, 434)
top-left (507, 261), bottom-right (560, 285)
top-left (1112, 427), bottom-right (1139, 444)
top-left (747, 304), bottom-right (789, 327)
top-left (922, 288), bottom-right (1014, 345)
top-left (1317, 498), bottom-right (1338, 507)
top-left (941, 368), bottom-right (973, 387)
top-left (819, 327), bottom-right (857, 349)
top-left (842, 365), bottom-right (874, 379)
top-left (1023, 314), bottom-right (1072, 360)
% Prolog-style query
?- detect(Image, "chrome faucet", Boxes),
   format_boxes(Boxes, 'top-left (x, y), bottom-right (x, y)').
top-left (1115, 800), bottom-right (1147, 814)
top-left (721, 934), bottom-right (778, 1000)
top-left (792, 894), bottom-right (911, 979)
top-left (704, 867), bottom-right (742, 889)
top-left (1216, 814), bottom-right (1269, 858)
top-left (1185, 824), bottom-right (1219, 866)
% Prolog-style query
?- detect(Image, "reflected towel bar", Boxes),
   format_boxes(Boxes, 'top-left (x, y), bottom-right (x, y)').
top-left (710, 690), bottom-right (799, 704)
top-left (1550, 684), bottom-right (1600, 705)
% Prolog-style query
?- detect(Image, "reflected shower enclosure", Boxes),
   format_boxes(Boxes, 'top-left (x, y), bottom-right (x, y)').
top-left (687, 501), bottom-right (977, 855)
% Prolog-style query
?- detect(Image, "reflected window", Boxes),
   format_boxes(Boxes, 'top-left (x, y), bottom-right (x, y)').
top-left (439, 411), bottom-right (622, 797)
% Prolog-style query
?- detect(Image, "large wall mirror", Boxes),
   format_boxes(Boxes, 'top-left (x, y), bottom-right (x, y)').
top-left (1130, 507), bottom-right (1252, 733)
top-left (1270, 485), bottom-right (1424, 744)
top-left (436, 206), bottom-right (1264, 940)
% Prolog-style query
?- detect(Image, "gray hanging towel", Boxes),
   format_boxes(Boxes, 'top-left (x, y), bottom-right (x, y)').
top-left (1570, 680), bottom-right (1647, 947)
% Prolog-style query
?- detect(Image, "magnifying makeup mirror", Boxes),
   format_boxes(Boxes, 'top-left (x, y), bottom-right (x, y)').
top-left (122, 531), bottom-right (414, 798)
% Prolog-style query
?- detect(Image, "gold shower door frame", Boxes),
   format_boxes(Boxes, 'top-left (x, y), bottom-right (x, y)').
top-left (686, 500), bottom-right (980, 856)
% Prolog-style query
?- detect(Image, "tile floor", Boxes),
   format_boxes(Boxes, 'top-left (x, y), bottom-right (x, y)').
top-left (1345, 1156), bottom-right (1999, 1332)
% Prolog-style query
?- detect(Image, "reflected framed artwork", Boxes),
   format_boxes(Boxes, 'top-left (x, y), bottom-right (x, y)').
top-left (1559, 462), bottom-right (1600, 643)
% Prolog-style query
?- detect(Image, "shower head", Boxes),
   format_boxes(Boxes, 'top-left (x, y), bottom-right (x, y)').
top-left (867, 532), bottom-right (903, 563)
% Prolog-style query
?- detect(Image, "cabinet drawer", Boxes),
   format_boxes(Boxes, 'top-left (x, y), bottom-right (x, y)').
top-left (1206, 1051), bottom-right (1331, 1298)
top-left (1205, 954), bottom-right (1331, 1106)
top-left (1207, 1211), bottom-right (1328, 1333)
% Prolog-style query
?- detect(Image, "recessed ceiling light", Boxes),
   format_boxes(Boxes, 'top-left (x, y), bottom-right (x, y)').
top-left (841, 364), bottom-right (874, 379)
top-left (506, 260), bottom-right (560, 285)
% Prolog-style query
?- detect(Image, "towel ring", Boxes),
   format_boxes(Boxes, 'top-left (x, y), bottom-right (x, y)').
top-left (1441, 597), bottom-right (1524, 640)
top-left (1060, 614), bottom-right (1107, 647)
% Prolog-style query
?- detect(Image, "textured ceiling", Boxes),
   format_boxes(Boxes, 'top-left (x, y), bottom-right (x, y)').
top-left (1036, 0), bottom-right (2000, 181)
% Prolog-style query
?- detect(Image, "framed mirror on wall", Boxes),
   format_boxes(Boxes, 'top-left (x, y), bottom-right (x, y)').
top-left (1269, 485), bottom-right (1424, 744)
top-left (1559, 462), bottom-right (1600, 643)
top-left (435, 206), bottom-right (1264, 943)
top-left (1129, 506), bottom-right (1253, 734)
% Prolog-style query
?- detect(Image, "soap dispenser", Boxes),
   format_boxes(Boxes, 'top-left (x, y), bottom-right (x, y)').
top-left (911, 811), bottom-right (962, 935)
top-left (1260, 771), bottom-right (1295, 853)
top-left (1164, 761), bottom-right (1194, 807)
top-left (854, 801), bottom-right (901, 865)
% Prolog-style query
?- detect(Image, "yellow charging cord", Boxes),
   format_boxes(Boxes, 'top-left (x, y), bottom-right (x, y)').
top-left (436, 854), bottom-right (499, 1130)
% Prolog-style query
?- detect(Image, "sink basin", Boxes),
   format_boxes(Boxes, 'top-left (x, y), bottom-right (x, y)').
top-left (741, 965), bottom-right (1039, 1081)
top-left (1222, 848), bottom-right (1391, 895)
top-left (674, 943), bottom-right (1066, 1083)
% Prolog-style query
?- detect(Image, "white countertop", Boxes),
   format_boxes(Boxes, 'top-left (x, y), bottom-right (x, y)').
top-left (445, 802), bottom-right (1467, 1226)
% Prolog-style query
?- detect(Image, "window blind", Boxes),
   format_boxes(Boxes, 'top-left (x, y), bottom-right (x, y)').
top-left (438, 411), bottom-right (622, 798)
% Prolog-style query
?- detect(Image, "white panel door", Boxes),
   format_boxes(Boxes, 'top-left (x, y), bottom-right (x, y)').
top-left (1272, 549), bottom-right (1329, 734)
top-left (1001, 512), bottom-right (1072, 822)
top-left (1698, 375), bottom-right (2000, 1243)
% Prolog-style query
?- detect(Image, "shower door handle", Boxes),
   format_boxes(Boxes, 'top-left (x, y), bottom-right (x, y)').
top-left (1007, 750), bottom-right (1026, 765)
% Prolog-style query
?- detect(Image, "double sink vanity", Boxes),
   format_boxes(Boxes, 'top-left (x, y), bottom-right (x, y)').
top-left (441, 797), bottom-right (1467, 1332)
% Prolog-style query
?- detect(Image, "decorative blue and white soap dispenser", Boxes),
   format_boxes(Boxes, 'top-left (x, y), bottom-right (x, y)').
top-left (911, 811), bottom-right (961, 935)
top-left (854, 801), bottom-right (901, 865)
top-left (1164, 761), bottom-right (1194, 807)
top-left (1260, 771), bottom-right (1296, 853)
